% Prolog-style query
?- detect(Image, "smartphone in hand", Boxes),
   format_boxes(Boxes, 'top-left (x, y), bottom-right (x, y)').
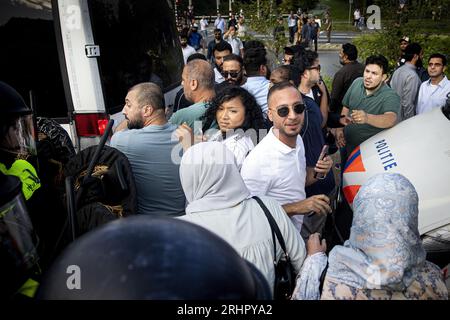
top-left (314, 144), bottom-right (329, 180)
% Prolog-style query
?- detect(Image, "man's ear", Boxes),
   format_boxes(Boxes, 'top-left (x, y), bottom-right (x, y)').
top-left (259, 65), bottom-right (267, 76)
top-left (267, 107), bottom-right (274, 122)
top-left (142, 104), bottom-right (154, 117)
top-left (190, 79), bottom-right (198, 91)
top-left (382, 73), bottom-right (388, 82)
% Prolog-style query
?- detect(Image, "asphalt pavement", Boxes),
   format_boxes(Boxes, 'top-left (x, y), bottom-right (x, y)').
top-left (202, 25), bottom-right (356, 78)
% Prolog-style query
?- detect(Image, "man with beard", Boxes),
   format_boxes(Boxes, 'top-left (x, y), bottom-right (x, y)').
top-left (212, 41), bottom-right (232, 83)
top-left (218, 54), bottom-right (245, 88)
top-left (169, 59), bottom-right (216, 130)
top-left (207, 29), bottom-right (225, 62)
top-left (335, 55), bottom-right (400, 162)
top-left (180, 34), bottom-right (196, 64)
top-left (241, 82), bottom-right (333, 233)
top-left (395, 37), bottom-right (429, 82)
top-left (298, 51), bottom-right (328, 128)
top-left (187, 23), bottom-right (204, 53)
top-left (390, 43), bottom-right (423, 121)
top-left (241, 47), bottom-right (271, 117)
top-left (329, 43), bottom-right (364, 125)
top-left (296, 53), bottom-right (336, 240)
top-left (417, 53), bottom-right (450, 115)
top-left (396, 36), bottom-right (409, 67)
top-left (111, 82), bottom-right (185, 217)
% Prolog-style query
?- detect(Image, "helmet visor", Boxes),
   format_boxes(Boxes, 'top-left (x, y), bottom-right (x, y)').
top-left (0, 114), bottom-right (37, 159)
top-left (0, 192), bottom-right (39, 273)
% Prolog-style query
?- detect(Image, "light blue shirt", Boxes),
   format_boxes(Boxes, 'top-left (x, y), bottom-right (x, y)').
top-left (214, 18), bottom-right (225, 33)
top-left (110, 123), bottom-right (185, 217)
top-left (416, 76), bottom-right (450, 115)
top-left (241, 76), bottom-right (270, 115)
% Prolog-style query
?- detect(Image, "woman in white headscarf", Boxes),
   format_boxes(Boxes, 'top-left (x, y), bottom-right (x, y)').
top-left (300, 172), bottom-right (447, 300)
top-left (178, 142), bottom-right (327, 296)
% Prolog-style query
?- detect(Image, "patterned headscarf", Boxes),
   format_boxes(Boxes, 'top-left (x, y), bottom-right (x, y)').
top-left (327, 173), bottom-right (426, 290)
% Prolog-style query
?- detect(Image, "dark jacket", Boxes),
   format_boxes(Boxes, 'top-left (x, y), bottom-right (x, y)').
top-left (330, 61), bottom-right (365, 113)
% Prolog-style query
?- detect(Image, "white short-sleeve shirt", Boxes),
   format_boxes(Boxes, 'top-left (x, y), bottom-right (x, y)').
top-left (241, 128), bottom-right (307, 231)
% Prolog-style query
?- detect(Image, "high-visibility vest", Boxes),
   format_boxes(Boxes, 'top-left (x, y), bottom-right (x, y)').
top-left (0, 159), bottom-right (41, 200)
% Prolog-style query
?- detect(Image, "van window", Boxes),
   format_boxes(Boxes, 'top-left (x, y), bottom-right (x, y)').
top-left (89, 0), bottom-right (183, 114)
top-left (0, 1), bottom-right (69, 118)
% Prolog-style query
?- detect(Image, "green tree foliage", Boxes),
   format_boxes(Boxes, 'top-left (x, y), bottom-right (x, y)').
top-left (353, 31), bottom-right (450, 77)
top-left (353, 0), bottom-right (449, 77)
top-left (279, 0), bottom-right (318, 12)
top-left (239, 0), bottom-right (287, 59)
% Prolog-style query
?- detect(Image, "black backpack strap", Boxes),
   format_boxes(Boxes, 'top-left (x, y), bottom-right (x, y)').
top-left (319, 262), bottom-right (328, 294)
top-left (253, 196), bottom-right (290, 261)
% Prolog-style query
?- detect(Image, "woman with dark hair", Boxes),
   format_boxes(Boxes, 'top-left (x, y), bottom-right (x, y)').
top-left (201, 86), bottom-right (266, 170)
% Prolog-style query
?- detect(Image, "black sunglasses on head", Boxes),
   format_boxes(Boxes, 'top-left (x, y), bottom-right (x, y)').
top-left (221, 70), bottom-right (241, 78)
top-left (276, 103), bottom-right (305, 117)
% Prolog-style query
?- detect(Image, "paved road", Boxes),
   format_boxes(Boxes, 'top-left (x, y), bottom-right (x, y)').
top-left (202, 26), bottom-right (354, 78)
top-left (317, 31), bottom-right (361, 44)
top-left (317, 51), bottom-right (341, 78)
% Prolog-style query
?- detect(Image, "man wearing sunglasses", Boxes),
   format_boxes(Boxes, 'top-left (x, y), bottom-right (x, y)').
top-left (297, 52), bottom-right (336, 240)
top-left (219, 54), bottom-right (245, 86)
top-left (241, 82), bottom-right (333, 233)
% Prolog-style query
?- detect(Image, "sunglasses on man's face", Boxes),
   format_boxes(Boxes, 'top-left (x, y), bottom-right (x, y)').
top-left (221, 70), bottom-right (241, 78)
top-left (307, 64), bottom-right (321, 71)
top-left (275, 102), bottom-right (305, 117)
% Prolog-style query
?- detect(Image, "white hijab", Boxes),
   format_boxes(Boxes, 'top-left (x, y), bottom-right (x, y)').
top-left (180, 142), bottom-right (250, 214)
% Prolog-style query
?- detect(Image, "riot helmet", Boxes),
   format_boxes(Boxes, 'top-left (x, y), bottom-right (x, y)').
top-left (0, 172), bottom-right (39, 298)
top-left (0, 82), bottom-right (37, 165)
top-left (37, 216), bottom-right (272, 300)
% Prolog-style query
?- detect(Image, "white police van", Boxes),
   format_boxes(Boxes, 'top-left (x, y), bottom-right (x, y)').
top-left (0, 0), bottom-right (183, 151)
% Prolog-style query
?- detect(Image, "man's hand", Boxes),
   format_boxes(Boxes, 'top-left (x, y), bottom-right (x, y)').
top-left (314, 155), bottom-right (333, 177)
top-left (307, 233), bottom-right (327, 256)
top-left (175, 122), bottom-right (194, 152)
top-left (335, 127), bottom-right (346, 148)
top-left (339, 114), bottom-right (353, 126)
top-left (282, 194), bottom-right (331, 216)
top-left (317, 80), bottom-right (327, 94)
top-left (351, 109), bottom-right (368, 124)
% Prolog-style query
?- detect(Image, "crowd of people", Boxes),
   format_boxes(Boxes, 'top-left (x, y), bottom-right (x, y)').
top-left (1, 11), bottom-right (449, 300)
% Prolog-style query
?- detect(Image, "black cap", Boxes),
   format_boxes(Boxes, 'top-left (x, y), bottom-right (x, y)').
top-left (37, 216), bottom-right (272, 300)
top-left (0, 81), bottom-right (31, 115)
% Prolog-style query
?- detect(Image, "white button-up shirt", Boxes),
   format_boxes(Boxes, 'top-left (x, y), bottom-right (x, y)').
top-left (241, 76), bottom-right (270, 115)
top-left (241, 128), bottom-right (307, 232)
top-left (214, 67), bottom-right (225, 83)
top-left (225, 36), bottom-right (243, 56)
top-left (416, 76), bottom-right (450, 115)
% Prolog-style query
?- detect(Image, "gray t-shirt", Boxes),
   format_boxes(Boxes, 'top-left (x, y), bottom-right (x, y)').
top-left (110, 123), bottom-right (185, 217)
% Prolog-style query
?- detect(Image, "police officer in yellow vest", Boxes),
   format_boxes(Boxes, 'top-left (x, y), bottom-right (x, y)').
top-left (0, 81), bottom-right (42, 298)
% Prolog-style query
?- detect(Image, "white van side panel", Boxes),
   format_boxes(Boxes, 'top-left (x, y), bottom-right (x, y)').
top-left (57, 0), bottom-right (105, 113)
